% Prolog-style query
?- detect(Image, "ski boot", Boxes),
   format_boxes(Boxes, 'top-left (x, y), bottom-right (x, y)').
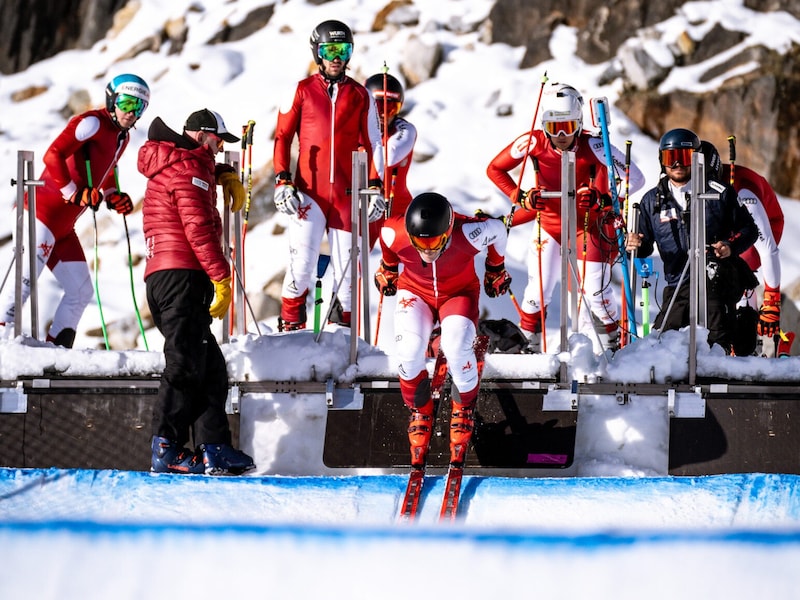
top-left (407, 403), bottom-right (434, 468)
top-left (200, 443), bottom-right (256, 475)
top-left (278, 318), bottom-right (306, 332)
top-left (449, 403), bottom-right (475, 466)
top-left (151, 436), bottom-right (204, 474)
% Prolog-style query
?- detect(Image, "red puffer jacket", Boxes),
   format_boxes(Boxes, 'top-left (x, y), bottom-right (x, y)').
top-left (138, 117), bottom-right (229, 283)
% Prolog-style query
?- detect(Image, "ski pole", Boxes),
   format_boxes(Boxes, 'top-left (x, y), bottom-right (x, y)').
top-left (506, 72), bottom-right (549, 230)
top-left (594, 97), bottom-right (637, 338)
top-left (314, 254), bottom-right (331, 335)
top-left (114, 168), bottom-right (149, 350)
top-left (727, 135), bottom-right (736, 187)
top-left (315, 252), bottom-right (354, 343)
top-left (621, 140), bottom-right (634, 347)
top-left (85, 157), bottom-right (110, 350)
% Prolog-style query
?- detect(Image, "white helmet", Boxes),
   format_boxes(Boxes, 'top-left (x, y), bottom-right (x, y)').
top-left (541, 83), bottom-right (584, 137)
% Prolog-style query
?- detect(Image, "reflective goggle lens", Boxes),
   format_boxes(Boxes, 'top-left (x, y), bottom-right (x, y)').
top-left (661, 148), bottom-right (694, 168)
top-left (115, 94), bottom-right (146, 117)
top-left (410, 233), bottom-right (448, 252)
top-left (375, 96), bottom-right (402, 120)
top-left (544, 119), bottom-right (580, 137)
top-left (318, 42), bottom-right (353, 62)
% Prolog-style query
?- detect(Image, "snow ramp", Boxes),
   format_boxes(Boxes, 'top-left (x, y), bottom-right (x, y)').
top-left (2, 470), bottom-right (800, 598)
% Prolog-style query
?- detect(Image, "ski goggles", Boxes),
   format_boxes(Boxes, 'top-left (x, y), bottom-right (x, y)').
top-left (661, 147), bottom-right (695, 168)
top-left (543, 119), bottom-right (580, 137)
top-left (410, 232), bottom-right (449, 253)
top-left (115, 94), bottom-right (147, 118)
top-left (318, 42), bottom-right (353, 62)
top-left (374, 95), bottom-right (402, 120)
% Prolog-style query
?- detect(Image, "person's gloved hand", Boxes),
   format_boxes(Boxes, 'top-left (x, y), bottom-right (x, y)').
top-left (274, 172), bottom-right (301, 215)
top-left (209, 276), bottom-right (232, 319)
top-left (105, 191), bottom-right (134, 216)
top-left (512, 187), bottom-right (545, 211)
top-left (576, 185), bottom-right (600, 209)
top-left (365, 187), bottom-right (386, 223)
top-left (757, 287), bottom-right (781, 336)
top-left (374, 261), bottom-right (398, 296)
top-left (66, 187), bottom-right (102, 210)
top-left (219, 171), bottom-right (246, 213)
top-left (484, 261), bottom-right (512, 297)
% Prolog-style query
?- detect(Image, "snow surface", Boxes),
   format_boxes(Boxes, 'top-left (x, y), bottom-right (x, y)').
top-left (1, 0), bottom-right (800, 597)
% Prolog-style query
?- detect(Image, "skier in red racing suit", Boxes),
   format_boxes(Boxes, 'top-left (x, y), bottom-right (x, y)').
top-left (376, 192), bottom-right (511, 467)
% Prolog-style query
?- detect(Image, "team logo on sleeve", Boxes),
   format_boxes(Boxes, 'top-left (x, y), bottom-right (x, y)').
top-left (191, 177), bottom-right (209, 191)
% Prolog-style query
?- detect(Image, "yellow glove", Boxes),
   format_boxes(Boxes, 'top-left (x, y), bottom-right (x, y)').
top-left (218, 171), bottom-right (246, 213)
top-left (209, 276), bottom-right (232, 319)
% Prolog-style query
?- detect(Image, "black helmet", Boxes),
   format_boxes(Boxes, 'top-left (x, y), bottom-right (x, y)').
top-left (310, 20), bottom-right (354, 66)
top-left (365, 73), bottom-right (404, 123)
top-left (699, 140), bottom-right (723, 181)
top-left (405, 192), bottom-right (454, 252)
top-left (658, 128), bottom-right (700, 168)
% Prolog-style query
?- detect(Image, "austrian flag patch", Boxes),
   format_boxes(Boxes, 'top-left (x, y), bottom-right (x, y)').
top-left (192, 176), bottom-right (209, 191)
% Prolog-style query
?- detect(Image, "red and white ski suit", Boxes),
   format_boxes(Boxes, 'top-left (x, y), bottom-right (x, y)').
top-left (273, 72), bottom-right (375, 324)
top-left (0, 108), bottom-right (129, 340)
top-left (722, 164), bottom-right (783, 309)
top-left (379, 214), bottom-right (507, 409)
top-left (487, 130), bottom-right (644, 341)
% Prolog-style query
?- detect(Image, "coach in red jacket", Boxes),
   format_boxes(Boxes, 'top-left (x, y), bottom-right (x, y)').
top-left (138, 108), bottom-right (253, 476)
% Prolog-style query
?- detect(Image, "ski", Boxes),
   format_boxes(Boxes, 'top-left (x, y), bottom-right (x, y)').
top-left (398, 349), bottom-right (449, 522)
top-left (439, 335), bottom-right (489, 522)
top-left (777, 331), bottom-right (795, 358)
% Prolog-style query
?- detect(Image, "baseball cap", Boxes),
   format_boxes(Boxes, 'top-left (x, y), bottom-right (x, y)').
top-left (184, 109), bottom-right (239, 142)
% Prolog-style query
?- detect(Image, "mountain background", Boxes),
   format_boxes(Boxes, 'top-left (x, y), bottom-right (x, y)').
top-left (2, 0), bottom-right (800, 351)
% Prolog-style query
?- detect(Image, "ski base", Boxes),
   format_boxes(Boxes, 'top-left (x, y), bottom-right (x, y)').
top-left (439, 466), bottom-right (463, 521)
top-left (398, 468), bottom-right (426, 521)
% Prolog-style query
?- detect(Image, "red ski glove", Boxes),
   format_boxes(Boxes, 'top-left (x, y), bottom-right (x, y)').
top-left (757, 287), bottom-right (781, 337)
top-left (106, 191), bottom-right (134, 216)
top-left (484, 261), bottom-right (512, 298)
top-left (67, 186), bottom-right (102, 210)
top-left (512, 187), bottom-right (545, 211)
top-left (374, 261), bottom-right (398, 296)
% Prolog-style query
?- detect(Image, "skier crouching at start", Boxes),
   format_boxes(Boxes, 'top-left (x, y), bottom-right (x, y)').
top-left (375, 192), bottom-right (511, 467)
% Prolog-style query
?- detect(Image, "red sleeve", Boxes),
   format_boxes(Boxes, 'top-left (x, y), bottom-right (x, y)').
top-left (273, 86), bottom-right (302, 176)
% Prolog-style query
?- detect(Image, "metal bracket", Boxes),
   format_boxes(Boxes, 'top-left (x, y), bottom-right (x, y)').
top-left (226, 384), bottom-right (240, 415)
top-left (0, 382), bottom-right (27, 413)
top-left (667, 387), bottom-right (706, 418)
top-left (542, 381), bottom-right (579, 412)
top-left (327, 382), bottom-right (364, 410)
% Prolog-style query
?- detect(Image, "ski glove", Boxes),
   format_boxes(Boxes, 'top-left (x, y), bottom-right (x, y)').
top-left (365, 188), bottom-right (386, 223)
top-left (274, 180), bottom-right (301, 215)
top-left (513, 187), bottom-right (545, 211)
top-left (577, 186), bottom-right (612, 210)
top-left (209, 276), bottom-right (232, 319)
top-left (374, 261), bottom-right (398, 296)
top-left (484, 261), bottom-right (512, 298)
top-left (105, 191), bottom-right (134, 216)
top-left (67, 187), bottom-right (103, 210)
top-left (757, 287), bottom-right (781, 337)
top-left (219, 171), bottom-right (246, 213)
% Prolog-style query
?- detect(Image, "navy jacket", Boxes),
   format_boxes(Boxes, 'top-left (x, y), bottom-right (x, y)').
top-left (634, 175), bottom-right (757, 286)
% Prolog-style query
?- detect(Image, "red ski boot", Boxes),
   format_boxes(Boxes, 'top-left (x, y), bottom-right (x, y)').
top-left (449, 403), bottom-right (475, 466)
top-left (408, 402), bottom-right (434, 467)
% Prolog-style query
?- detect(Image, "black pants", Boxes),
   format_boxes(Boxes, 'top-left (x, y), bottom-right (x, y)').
top-left (146, 269), bottom-right (231, 447)
top-left (655, 280), bottom-right (734, 353)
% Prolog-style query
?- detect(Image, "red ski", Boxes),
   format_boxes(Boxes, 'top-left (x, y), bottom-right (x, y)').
top-left (398, 350), bottom-right (449, 522)
top-left (439, 335), bottom-right (489, 522)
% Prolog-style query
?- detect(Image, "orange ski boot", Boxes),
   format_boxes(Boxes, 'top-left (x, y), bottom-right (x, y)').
top-left (449, 403), bottom-right (475, 466)
top-left (408, 402), bottom-right (434, 467)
